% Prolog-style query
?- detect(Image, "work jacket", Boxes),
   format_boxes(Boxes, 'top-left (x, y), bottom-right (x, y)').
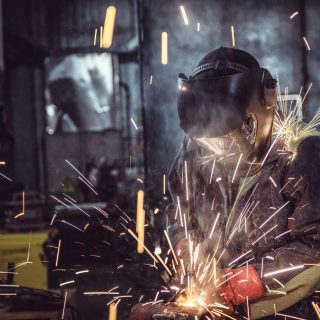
top-left (167, 133), bottom-right (320, 319)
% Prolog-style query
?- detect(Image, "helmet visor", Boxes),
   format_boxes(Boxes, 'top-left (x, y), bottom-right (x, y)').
top-left (177, 67), bottom-right (267, 138)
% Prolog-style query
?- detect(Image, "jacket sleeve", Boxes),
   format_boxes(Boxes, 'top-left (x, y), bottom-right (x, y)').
top-left (222, 136), bottom-right (320, 307)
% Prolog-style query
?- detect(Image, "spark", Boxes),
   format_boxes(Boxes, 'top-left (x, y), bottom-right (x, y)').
top-left (180, 258), bottom-right (186, 276)
top-left (100, 26), bottom-right (103, 48)
top-left (0, 161), bottom-right (5, 165)
top-left (60, 280), bottom-right (75, 287)
top-left (290, 11), bottom-right (299, 19)
top-left (83, 223), bottom-right (89, 231)
top-left (184, 160), bottom-right (189, 200)
top-left (227, 249), bottom-right (253, 267)
top-left (231, 25), bottom-right (235, 47)
top-left (0, 293), bottom-right (17, 296)
top-left (154, 246), bottom-right (162, 255)
top-left (136, 190), bottom-right (145, 253)
top-left (84, 291), bottom-right (119, 295)
top-left (55, 240), bottom-right (61, 267)
top-left (259, 201), bottom-right (289, 229)
top-left (183, 213), bottom-right (188, 238)
top-left (149, 75), bottom-right (153, 85)
top-left (130, 118), bottom-right (138, 130)
top-left (60, 219), bottom-right (84, 232)
top-left (50, 195), bottom-right (70, 208)
top-left (102, 6), bottom-right (116, 49)
top-left (197, 22), bottom-right (200, 32)
top-left (78, 176), bottom-right (98, 195)
top-left (127, 229), bottom-right (157, 262)
top-left (312, 302), bottom-right (320, 319)
top-left (164, 230), bottom-right (179, 265)
top-left (161, 32), bottom-right (168, 65)
top-left (93, 28), bottom-right (97, 45)
top-left (269, 176), bottom-right (277, 187)
top-left (231, 153), bottom-right (242, 183)
top-left (209, 212), bottom-right (220, 239)
top-left (15, 191), bottom-right (25, 219)
top-left (14, 212), bottom-right (24, 219)
top-left (264, 265), bottom-right (304, 277)
top-left (209, 158), bottom-right (216, 184)
top-left (179, 6), bottom-right (189, 25)
top-left (303, 36), bottom-right (311, 51)
top-left (155, 252), bottom-right (172, 276)
top-left (163, 174), bottom-right (166, 194)
top-left (65, 160), bottom-right (93, 187)
top-left (0, 172), bottom-right (12, 181)
top-left (252, 224), bottom-right (278, 245)
top-left (272, 277), bottom-right (285, 288)
top-left (75, 269), bottom-right (89, 275)
top-left (275, 229), bottom-right (292, 239)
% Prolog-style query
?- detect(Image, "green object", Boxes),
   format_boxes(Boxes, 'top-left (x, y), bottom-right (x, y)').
top-left (248, 266), bottom-right (320, 319)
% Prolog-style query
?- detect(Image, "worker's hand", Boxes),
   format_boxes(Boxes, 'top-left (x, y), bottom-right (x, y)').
top-left (199, 271), bottom-right (234, 318)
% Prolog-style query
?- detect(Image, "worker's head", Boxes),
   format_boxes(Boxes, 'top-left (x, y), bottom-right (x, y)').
top-left (177, 47), bottom-right (277, 166)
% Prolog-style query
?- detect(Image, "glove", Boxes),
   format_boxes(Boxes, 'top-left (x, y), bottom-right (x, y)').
top-left (221, 265), bottom-right (265, 305)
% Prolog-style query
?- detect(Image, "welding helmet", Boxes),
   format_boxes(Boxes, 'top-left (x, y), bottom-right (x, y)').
top-left (177, 47), bottom-right (277, 162)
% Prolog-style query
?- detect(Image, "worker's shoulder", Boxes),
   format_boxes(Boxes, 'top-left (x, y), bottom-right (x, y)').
top-left (295, 134), bottom-right (320, 158)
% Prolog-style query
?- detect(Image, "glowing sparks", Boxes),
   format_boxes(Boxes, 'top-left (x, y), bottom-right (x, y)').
top-left (290, 11), bottom-right (299, 19)
top-left (179, 6), bottom-right (189, 25)
top-left (100, 26), bottom-right (103, 48)
top-left (227, 249), bottom-right (253, 267)
top-left (269, 176), bottom-right (277, 187)
top-left (164, 230), bottom-right (179, 266)
top-left (109, 302), bottom-right (117, 320)
top-left (61, 291), bottom-right (68, 319)
top-left (231, 25), bottom-right (235, 47)
top-left (163, 174), bottom-right (166, 194)
top-left (128, 229), bottom-right (157, 263)
top-left (184, 160), bottom-right (189, 201)
top-left (93, 28), bottom-right (97, 45)
top-left (264, 265), bottom-right (304, 278)
top-left (60, 280), bottom-right (75, 287)
top-left (0, 161), bottom-right (5, 165)
top-left (231, 153), bottom-right (242, 183)
top-left (161, 32), bottom-right (168, 65)
top-left (149, 75), bottom-right (153, 85)
top-left (197, 22), bottom-right (200, 32)
top-left (303, 36), bottom-right (311, 51)
top-left (55, 239), bottom-right (61, 267)
top-left (0, 172), bottom-right (12, 181)
top-left (259, 201), bottom-right (289, 229)
top-left (136, 190), bottom-right (145, 253)
top-left (130, 118), bottom-right (138, 130)
top-left (209, 212), bottom-right (220, 239)
top-left (312, 302), bottom-right (320, 319)
top-left (75, 269), bottom-right (89, 275)
top-left (102, 6), bottom-right (116, 49)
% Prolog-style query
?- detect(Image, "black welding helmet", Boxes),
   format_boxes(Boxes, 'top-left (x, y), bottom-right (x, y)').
top-left (177, 47), bottom-right (277, 161)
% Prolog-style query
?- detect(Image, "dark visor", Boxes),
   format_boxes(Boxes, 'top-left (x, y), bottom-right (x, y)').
top-left (177, 67), bottom-right (268, 138)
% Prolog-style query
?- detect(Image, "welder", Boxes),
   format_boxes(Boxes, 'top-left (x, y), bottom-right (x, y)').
top-left (130, 47), bottom-right (320, 319)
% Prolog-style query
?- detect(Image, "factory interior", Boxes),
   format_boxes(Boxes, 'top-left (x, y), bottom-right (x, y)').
top-left (0, 0), bottom-right (320, 319)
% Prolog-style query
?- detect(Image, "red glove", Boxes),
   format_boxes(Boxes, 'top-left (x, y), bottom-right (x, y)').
top-left (221, 265), bottom-right (265, 305)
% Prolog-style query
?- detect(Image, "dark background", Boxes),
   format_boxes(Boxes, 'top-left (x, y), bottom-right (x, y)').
top-left (1, 1), bottom-right (320, 319)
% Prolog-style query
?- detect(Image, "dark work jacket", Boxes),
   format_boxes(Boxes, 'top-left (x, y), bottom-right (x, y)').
top-left (167, 135), bottom-right (320, 292)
